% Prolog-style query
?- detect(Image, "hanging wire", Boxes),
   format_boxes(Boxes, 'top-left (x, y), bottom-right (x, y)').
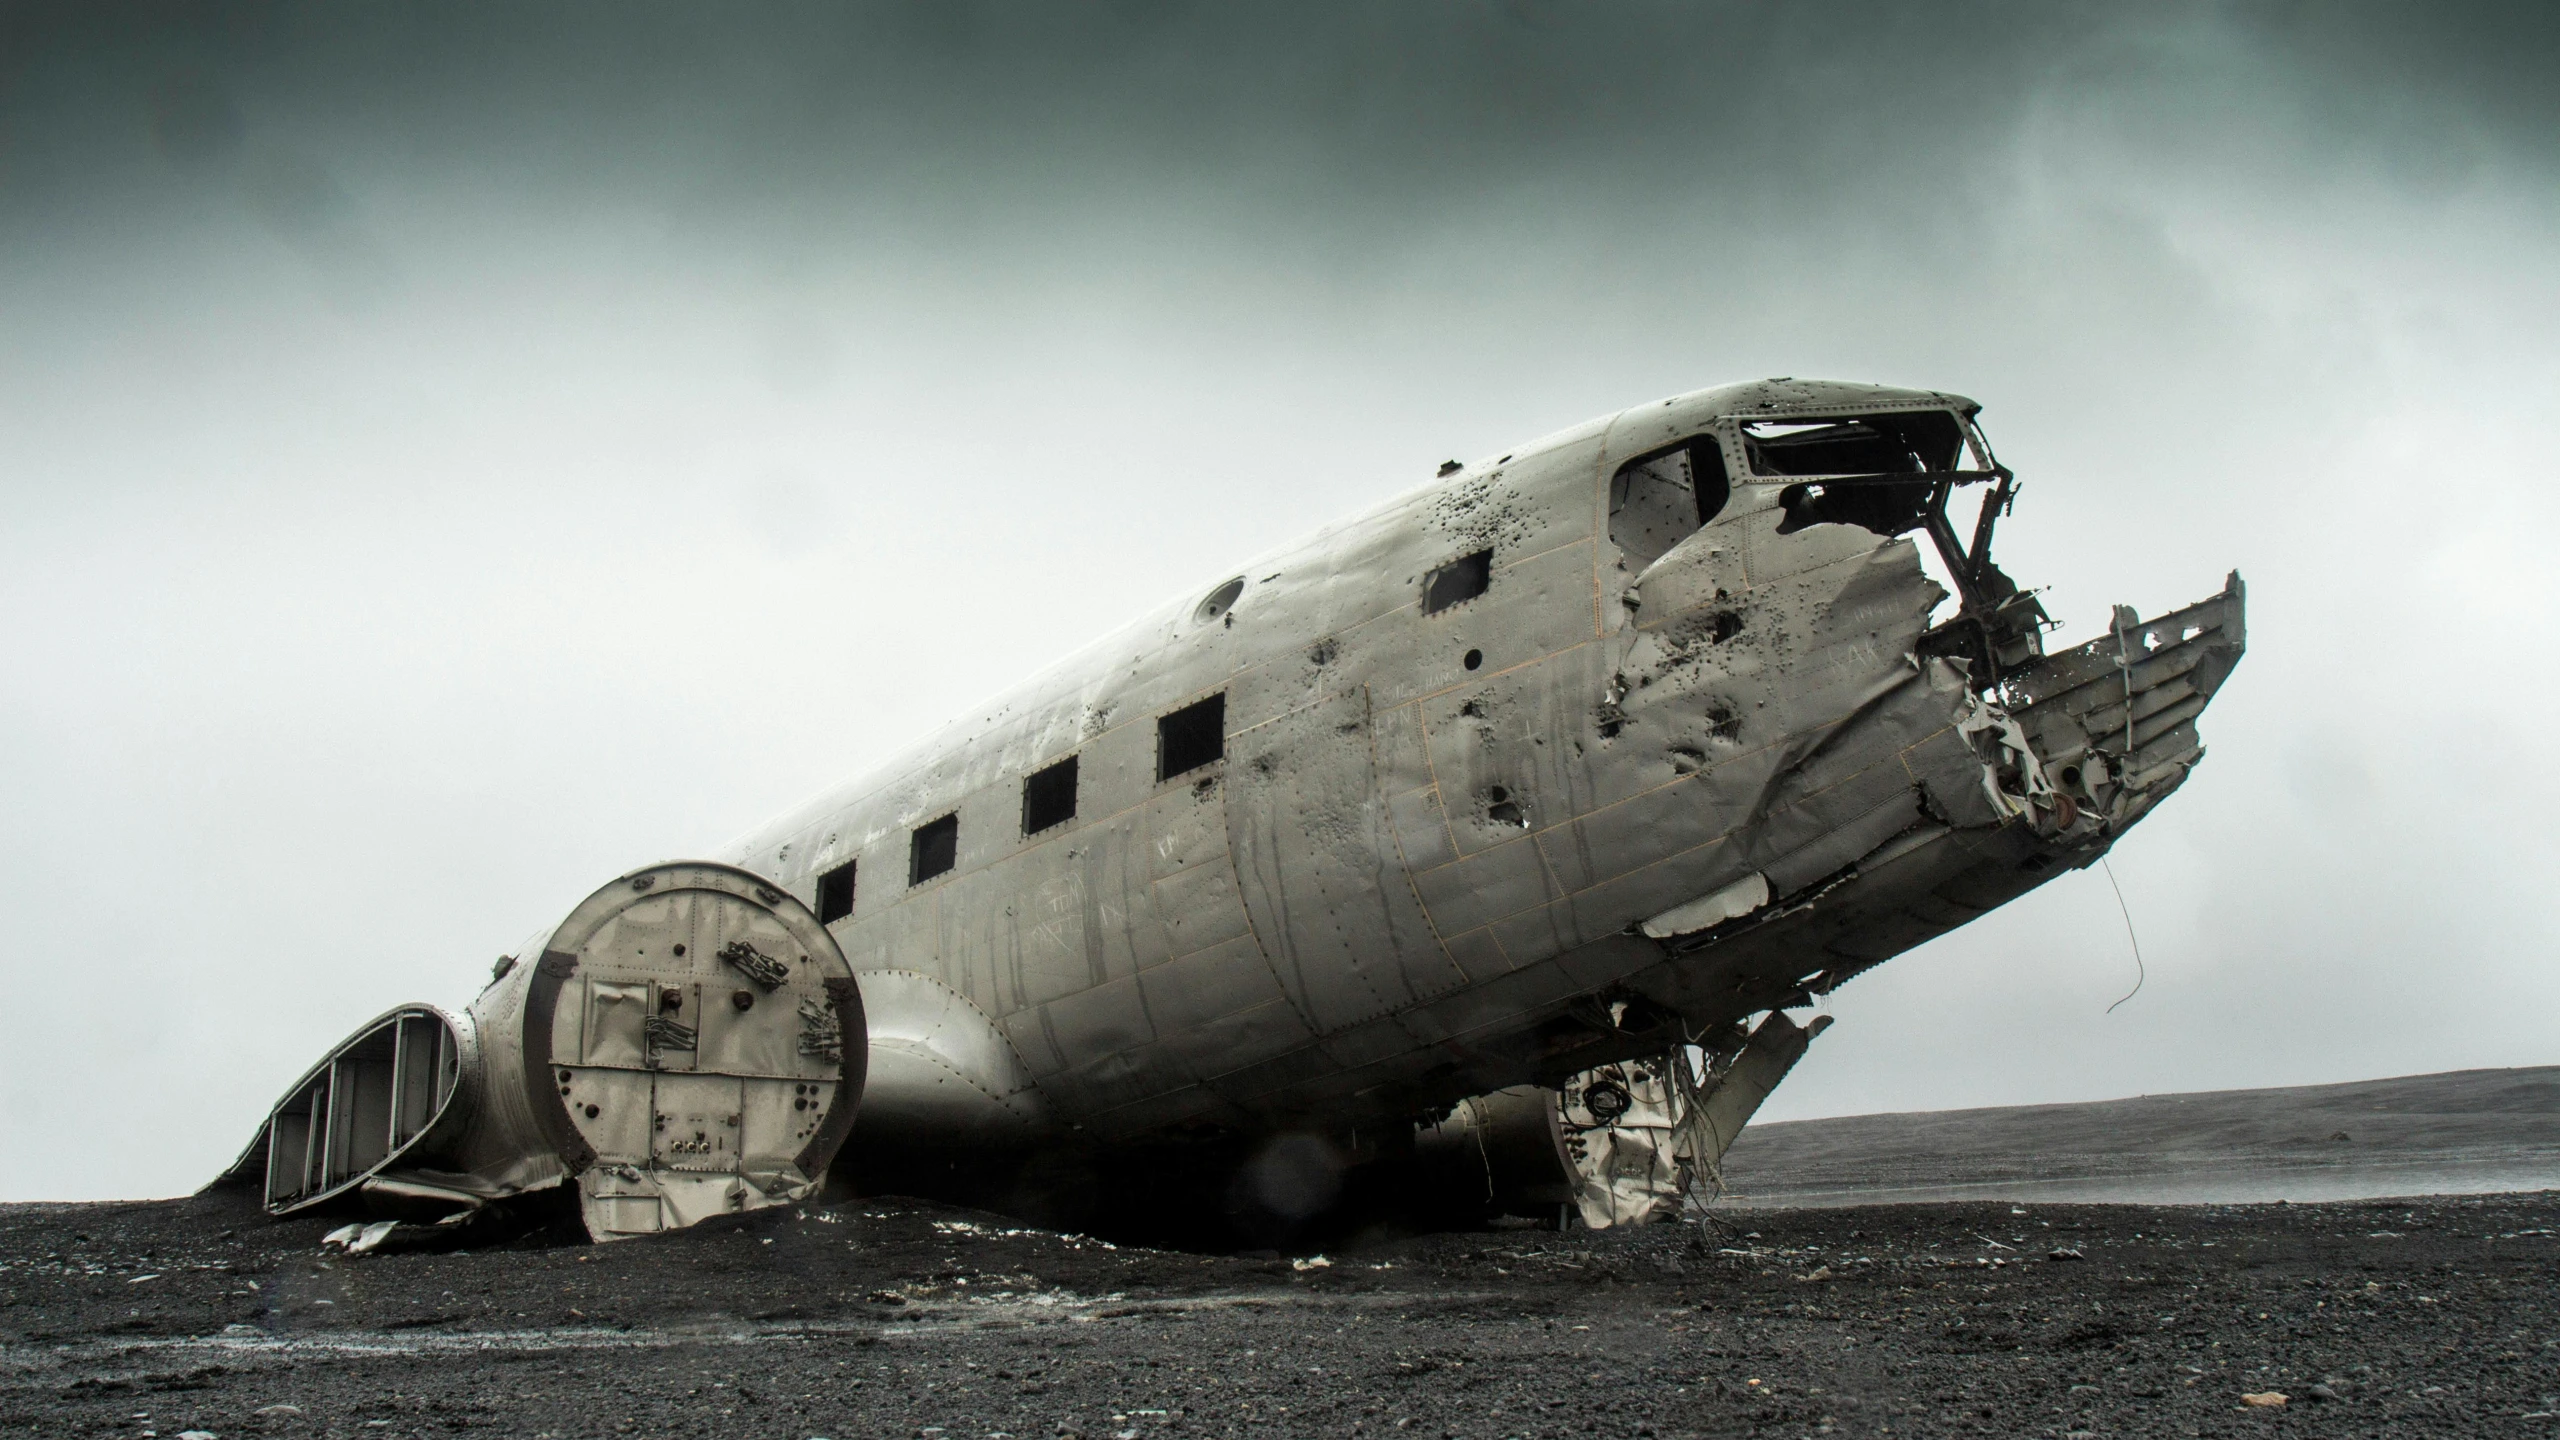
top-left (2101, 857), bottom-right (2145, 1013)
top-left (1666, 1042), bottom-right (1730, 1212)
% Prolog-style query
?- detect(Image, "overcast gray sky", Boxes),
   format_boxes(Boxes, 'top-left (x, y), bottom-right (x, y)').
top-left (4, 1), bottom-right (2555, 1201)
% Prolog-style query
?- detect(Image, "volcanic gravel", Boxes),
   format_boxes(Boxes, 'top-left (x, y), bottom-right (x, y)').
top-left (3, 1186), bottom-right (2555, 1439)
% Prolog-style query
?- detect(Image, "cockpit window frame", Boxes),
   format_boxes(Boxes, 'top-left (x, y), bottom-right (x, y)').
top-left (1606, 434), bottom-right (1735, 571)
top-left (1734, 407), bottom-right (1988, 482)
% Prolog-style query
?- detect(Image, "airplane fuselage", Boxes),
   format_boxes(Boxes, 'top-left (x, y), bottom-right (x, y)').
top-left (721, 378), bottom-right (2240, 1156)
top-left (225, 378), bottom-right (2242, 1241)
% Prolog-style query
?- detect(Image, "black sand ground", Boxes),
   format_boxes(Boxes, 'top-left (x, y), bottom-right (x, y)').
top-left (4, 1183), bottom-right (2556, 1439)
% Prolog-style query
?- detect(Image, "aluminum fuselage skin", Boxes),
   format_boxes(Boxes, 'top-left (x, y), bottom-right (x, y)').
top-left (723, 378), bottom-right (2235, 1150)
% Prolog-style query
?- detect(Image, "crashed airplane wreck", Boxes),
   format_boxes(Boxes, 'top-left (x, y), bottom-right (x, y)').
top-left (215, 379), bottom-right (2244, 1245)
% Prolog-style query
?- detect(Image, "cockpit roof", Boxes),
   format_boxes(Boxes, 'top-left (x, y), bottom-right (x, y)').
top-left (1667, 377), bottom-right (1980, 420)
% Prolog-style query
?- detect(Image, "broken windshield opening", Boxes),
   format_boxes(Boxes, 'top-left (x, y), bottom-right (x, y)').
top-left (1741, 410), bottom-right (1968, 477)
top-left (1746, 410), bottom-right (1978, 539)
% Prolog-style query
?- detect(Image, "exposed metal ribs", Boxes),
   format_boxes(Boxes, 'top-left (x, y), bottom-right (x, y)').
top-left (258, 1007), bottom-right (462, 1215)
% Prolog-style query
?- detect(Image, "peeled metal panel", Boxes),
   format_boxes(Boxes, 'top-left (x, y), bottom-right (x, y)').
top-left (1226, 688), bottom-right (1466, 1033)
top-left (1621, 841), bottom-right (1764, 934)
top-left (1747, 561), bottom-right (1943, 744)
top-left (1733, 489), bottom-right (1883, 590)
top-left (1623, 519), bottom-right (1751, 629)
top-left (583, 981), bottom-right (652, 1068)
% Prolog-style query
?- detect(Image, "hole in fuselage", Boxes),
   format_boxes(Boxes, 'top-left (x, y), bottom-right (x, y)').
top-left (1423, 551), bottom-right (1492, 615)
top-left (1463, 649), bottom-right (1483, 670)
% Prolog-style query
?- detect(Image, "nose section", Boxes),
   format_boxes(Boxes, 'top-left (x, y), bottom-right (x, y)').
top-left (2000, 571), bottom-right (2247, 834)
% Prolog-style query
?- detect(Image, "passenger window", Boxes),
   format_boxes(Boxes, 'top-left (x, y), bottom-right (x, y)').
top-left (910, 814), bottom-right (957, 885)
top-left (1158, 693), bottom-right (1225, 780)
top-left (816, 859), bottom-right (856, 925)
top-left (1022, 755), bottom-right (1078, 835)
top-left (1422, 550), bottom-right (1493, 615)
top-left (1610, 439), bottom-right (1732, 570)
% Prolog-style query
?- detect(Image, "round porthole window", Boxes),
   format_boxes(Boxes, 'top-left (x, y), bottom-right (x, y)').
top-left (1194, 577), bottom-right (1246, 625)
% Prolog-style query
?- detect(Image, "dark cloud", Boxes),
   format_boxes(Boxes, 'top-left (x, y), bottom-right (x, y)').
top-left (7, 2), bottom-right (2554, 248)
